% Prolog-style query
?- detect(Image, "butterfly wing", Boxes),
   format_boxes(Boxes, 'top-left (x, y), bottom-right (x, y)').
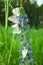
top-left (8, 15), bottom-right (19, 24)
top-left (12, 8), bottom-right (20, 16)
top-left (22, 49), bottom-right (28, 58)
top-left (13, 28), bottom-right (21, 34)
top-left (12, 24), bottom-right (21, 34)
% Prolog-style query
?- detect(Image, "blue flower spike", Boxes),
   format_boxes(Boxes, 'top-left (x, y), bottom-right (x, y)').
top-left (19, 12), bottom-right (34, 64)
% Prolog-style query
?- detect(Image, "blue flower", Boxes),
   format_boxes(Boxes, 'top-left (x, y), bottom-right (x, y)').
top-left (18, 16), bottom-right (22, 21)
top-left (21, 26), bottom-right (26, 30)
top-left (23, 14), bottom-right (28, 22)
top-left (30, 58), bottom-right (34, 64)
top-left (20, 58), bottom-right (24, 64)
top-left (19, 47), bottom-right (23, 52)
top-left (21, 42), bottom-right (27, 46)
top-left (20, 33), bottom-right (24, 36)
top-left (25, 18), bottom-right (28, 22)
top-left (27, 51), bottom-right (33, 55)
top-left (26, 38), bottom-right (30, 42)
top-left (23, 14), bottom-right (28, 20)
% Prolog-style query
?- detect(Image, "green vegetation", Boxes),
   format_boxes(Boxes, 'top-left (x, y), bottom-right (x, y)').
top-left (0, 25), bottom-right (43, 65)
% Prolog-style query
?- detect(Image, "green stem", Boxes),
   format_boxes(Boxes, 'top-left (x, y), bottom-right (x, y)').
top-left (7, 34), bottom-right (14, 65)
top-left (5, 1), bottom-right (9, 30)
top-left (4, 1), bottom-right (9, 45)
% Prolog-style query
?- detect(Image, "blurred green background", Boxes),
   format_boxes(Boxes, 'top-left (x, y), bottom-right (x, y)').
top-left (0, 0), bottom-right (43, 28)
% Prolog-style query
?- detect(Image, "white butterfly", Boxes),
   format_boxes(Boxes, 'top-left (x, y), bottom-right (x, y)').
top-left (8, 7), bottom-right (21, 34)
top-left (8, 7), bottom-right (20, 24)
top-left (8, 15), bottom-right (19, 24)
top-left (22, 48), bottom-right (28, 58)
top-left (12, 24), bottom-right (21, 34)
top-left (12, 7), bottom-right (20, 16)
